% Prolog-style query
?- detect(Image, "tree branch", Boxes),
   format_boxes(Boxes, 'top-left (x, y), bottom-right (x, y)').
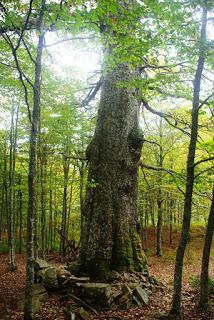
top-left (194, 156), bottom-right (214, 167)
top-left (141, 97), bottom-right (191, 137)
top-left (81, 79), bottom-right (101, 108)
top-left (194, 166), bottom-right (214, 179)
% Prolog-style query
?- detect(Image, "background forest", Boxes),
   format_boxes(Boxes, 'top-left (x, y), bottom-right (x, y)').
top-left (0, 0), bottom-right (214, 320)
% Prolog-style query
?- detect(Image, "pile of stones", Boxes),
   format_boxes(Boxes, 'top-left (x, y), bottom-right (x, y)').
top-left (31, 259), bottom-right (162, 320)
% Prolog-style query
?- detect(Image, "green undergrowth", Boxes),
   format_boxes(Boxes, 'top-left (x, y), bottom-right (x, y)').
top-left (189, 275), bottom-right (214, 293)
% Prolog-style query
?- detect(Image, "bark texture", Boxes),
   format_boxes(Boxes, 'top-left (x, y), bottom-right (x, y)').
top-left (199, 187), bottom-right (214, 308)
top-left (24, 1), bottom-right (45, 319)
top-left (80, 63), bottom-right (146, 279)
top-left (170, 1), bottom-right (207, 315)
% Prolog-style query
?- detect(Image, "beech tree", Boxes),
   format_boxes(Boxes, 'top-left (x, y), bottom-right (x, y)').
top-left (170, 1), bottom-right (208, 315)
top-left (80, 0), bottom-right (147, 279)
top-left (199, 186), bottom-right (214, 308)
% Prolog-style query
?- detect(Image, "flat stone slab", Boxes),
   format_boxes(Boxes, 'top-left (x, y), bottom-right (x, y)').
top-left (133, 285), bottom-right (149, 305)
top-left (79, 283), bottom-right (113, 307)
top-left (69, 276), bottom-right (90, 283)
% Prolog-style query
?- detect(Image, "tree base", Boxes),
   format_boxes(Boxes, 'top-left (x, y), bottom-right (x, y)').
top-left (8, 263), bottom-right (17, 272)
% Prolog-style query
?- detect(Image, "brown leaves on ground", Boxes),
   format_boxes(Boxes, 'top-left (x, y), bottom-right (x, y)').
top-left (1, 227), bottom-right (214, 319)
top-left (0, 254), bottom-right (25, 320)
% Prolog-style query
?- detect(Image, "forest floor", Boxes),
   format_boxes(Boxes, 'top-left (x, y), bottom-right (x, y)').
top-left (0, 226), bottom-right (214, 320)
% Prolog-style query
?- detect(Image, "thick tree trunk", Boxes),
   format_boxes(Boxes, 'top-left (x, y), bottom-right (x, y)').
top-left (80, 63), bottom-right (146, 279)
top-left (199, 187), bottom-right (214, 309)
top-left (170, 2), bottom-right (207, 315)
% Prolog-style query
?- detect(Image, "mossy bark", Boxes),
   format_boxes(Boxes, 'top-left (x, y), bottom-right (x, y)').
top-left (80, 63), bottom-right (146, 279)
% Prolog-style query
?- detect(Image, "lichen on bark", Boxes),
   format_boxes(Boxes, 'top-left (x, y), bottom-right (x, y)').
top-left (80, 63), bottom-right (147, 279)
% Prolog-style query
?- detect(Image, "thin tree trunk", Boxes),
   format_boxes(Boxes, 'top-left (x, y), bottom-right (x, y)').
top-left (199, 187), bottom-right (214, 309)
top-left (53, 184), bottom-right (57, 250)
top-left (150, 199), bottom-right (155, 228)
top-left (3, 138), bottom-right (9, 242)
top-left (8, 103), bottom-right (19, 271)
top-left (61, 146), bottom-right (70, 256)
top-left (49, 166), bottom-right (53, 252)
top-left (40, 143), bottom-right (47, 259)
top-left (156, 118), bottom-right (163, 256)
top-left (66, 167), bottom-right (76, 239)
top-left (24, 1), bottom-right (45, 318)
top-left (170, 2), bottom-right (207, 315)
top-left (79, 161), bottom-right (86, 243)
top-left (18, 175), bottom-right (23, 254)
top-left (0, 183), bottom-right (3, 243)
top-left (34, 154), bottom-right (39, 259)
top-left (169, 196), bottom-right (174, 246)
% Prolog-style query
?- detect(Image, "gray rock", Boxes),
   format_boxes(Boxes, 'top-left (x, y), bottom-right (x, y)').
top-left (117, 292), bottom-right (132, 310)
top-left (36, 269), bottom-right (46, 283)
top-left (32, 284), bottom-right (48, 314)
top-left (56, 267), bottom-right (71, 284)
top-left (128, 282), bottom-right (140, 290)
top-left (69, 276), bottom-right (90, 283)
top-left (66, 262), bottom-right (81, 276)
top-left (105, 270), bottom-right (123, 282)
top-left (133, 285), bottom-right (149, 305)
top-left (36, 267), bottom-right (58, 289)
top-left (44, 267), bottom-right (58, 288)
top-left (133, 295), bottom-right (142, 308)
top-left (34, 259), bottom-right (50, 271)
top-left (17, 284), bottom-right (48, 315)
top-left (80, 283), bottom-right (113, 307)
top-left (115, 284), bottom-right (133, 309)
top-left (111, 284), bottom-right (122, 301)
top-left (79, 307), bottom-right (89, 320)
top-left (121, 284), bottom-right (132, 295)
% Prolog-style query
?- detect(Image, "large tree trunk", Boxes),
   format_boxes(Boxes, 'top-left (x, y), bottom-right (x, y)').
top-left (80, 63), bottom-right (146, 279)
top-left (199, 187), bottom-right (214, 309)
